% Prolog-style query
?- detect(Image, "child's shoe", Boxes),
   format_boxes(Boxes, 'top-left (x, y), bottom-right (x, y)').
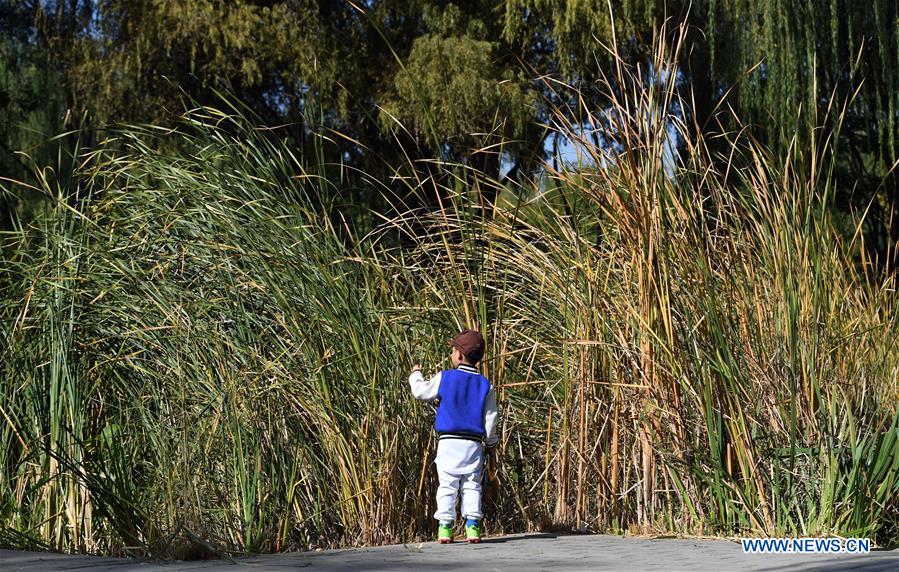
top-left (465, 519), bottom-right (481, 544)
top-left (437, 523), bottom-right (453, 544)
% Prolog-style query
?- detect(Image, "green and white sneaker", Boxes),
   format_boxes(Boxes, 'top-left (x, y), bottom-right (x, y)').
top-left (465, 522), bottom-right (481, 544)
top-left (437, 523), bottom-right (453, 544)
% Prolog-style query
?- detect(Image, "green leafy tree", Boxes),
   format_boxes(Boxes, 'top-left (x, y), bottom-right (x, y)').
top-left (2, 0), bottom-right (897, 251)
top-left (383, 4), bottom-right (539, 177)
top-left (0, 1), bottom-right (66, 227)
top-left (502, 0), bottom-right (898, 263)
top-left (686, 0), bottom-right (899, 265)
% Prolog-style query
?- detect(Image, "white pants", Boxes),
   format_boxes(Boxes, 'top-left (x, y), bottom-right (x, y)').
top-left (434, 467), bottom-right (483, 523)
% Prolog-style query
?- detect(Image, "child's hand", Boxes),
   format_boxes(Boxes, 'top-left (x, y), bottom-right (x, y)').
top-left (411, 363), bottom-right (422, 374)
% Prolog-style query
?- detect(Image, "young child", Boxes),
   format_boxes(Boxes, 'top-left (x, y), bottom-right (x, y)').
top-left (409, 328), bottom-right (499, 544)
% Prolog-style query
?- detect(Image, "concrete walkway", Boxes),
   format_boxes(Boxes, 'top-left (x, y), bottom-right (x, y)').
top-left (2, 534), bottom-right (897, 572)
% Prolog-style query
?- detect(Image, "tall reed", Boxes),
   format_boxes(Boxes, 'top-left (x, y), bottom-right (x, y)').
top-left (1, 25), bottom-right (897, 556)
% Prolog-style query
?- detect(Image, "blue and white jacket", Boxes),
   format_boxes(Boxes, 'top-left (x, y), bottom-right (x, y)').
top-left (409, 364), bottom-right (499, 447)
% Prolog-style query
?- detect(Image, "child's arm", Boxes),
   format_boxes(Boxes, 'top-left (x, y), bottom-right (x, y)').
top-left (484, 386), bottom-right (499, 447)
top-left (408, 365), bottom-right (441, 402)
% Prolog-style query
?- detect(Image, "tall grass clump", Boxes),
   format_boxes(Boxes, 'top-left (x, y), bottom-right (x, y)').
top-left (0, 108), bottom-right (455, 556)
top-left (379, 24), bottom-right (899, 543)
top-left (2, 24), bottom-right (898, 557)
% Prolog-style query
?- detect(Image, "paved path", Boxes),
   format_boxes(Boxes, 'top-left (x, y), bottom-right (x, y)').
top-left (3, 534), bottom-right (897, 571)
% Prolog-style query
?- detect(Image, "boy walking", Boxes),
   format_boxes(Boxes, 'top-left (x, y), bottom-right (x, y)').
top-left (409, 329), bottom-right (499, 544)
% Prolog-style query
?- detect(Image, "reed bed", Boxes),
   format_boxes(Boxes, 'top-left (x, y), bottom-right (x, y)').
top-left (1, 27), bottom-right (897, 557)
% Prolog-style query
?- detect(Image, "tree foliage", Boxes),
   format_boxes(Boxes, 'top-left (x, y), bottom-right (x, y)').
top-left (1, 0), bottom-right (898, 249)
top-left (686, 0), bottom-right (899, 262)
top-left (384, 4), bottom-right (538, 171)
top-left (0, 1), bottom-right (65, 224)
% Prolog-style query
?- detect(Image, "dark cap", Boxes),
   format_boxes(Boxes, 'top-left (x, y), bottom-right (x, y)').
top-left (448, 329), bottom-right (485, 362)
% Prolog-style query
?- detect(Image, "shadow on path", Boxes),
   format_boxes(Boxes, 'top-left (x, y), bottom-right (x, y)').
top-left (478, 533), bottom-right (558, 544)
